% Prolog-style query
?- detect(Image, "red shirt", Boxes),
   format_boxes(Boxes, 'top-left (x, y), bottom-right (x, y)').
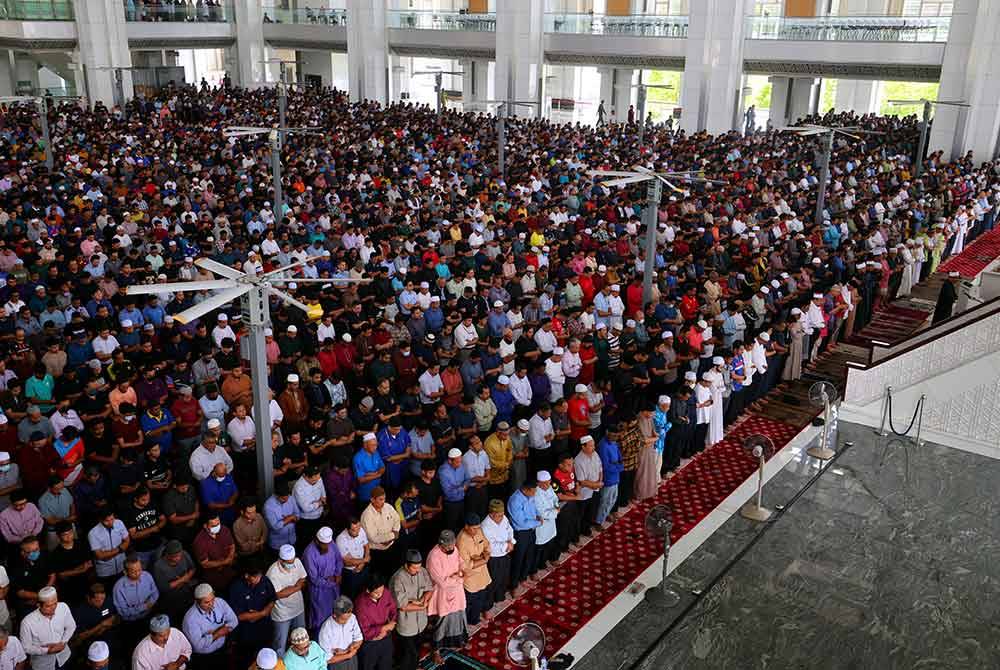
top-left (170, 397), bottom-right (202, 439)
top-left (680, 295), bottom-right (700, 321)
top-left (553, 467), bottom-right (577, 496)
top-left (567, 396), bottom-right (590, 441)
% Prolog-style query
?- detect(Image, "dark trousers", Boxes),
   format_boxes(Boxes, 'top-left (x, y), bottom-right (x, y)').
top-left (190, 648), bottom-right (228, 670)
top-left (534, 539), bottom-right (558, 572)
top-left (486, 554), bottom-right (512, 606)
top-left (663, 431), bottom-right (683, 472)
top-left (396, 632), bottom-right (420, 670)
top-left (443, 500), bottom-right (465, 533)
top-left (341, 566), bottom-right (369, 599)
top-left (725, 389), bottom-right (745, 425)
top-left (510, 529), bottom-right (536, 587)
top-left (359, 636), bottom-right (392, 670)
top-left (465, 485), bottom-right (487, 519)
top-left (465, 587), bottom-right (489, 625)
top-left (617, 469), bottom-right (636, 509)
top-left (556, 501), bottom-right (581, 552)
top-left (693, 423), bottom-right (709, 454)
top-left (370, 544), bottom-right (400, 578)
top-left (578, 496), bottom-right (598, 535)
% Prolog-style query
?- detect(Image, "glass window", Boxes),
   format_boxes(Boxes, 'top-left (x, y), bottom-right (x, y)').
top-left (754, 0), bottom-right (783, 17)
top-left (901, 0), bottom-right (952, 16)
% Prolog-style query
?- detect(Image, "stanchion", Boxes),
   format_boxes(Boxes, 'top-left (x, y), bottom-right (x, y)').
top-left (876, 386), bottom-right (892, 437)
top-left (740, 435), bottom-right (774, 522)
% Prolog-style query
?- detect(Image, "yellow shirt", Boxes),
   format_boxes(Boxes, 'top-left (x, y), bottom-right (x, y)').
top-left (360, 503), bottom-right (401, 550)
top-left (457, 528), bottom-right (491, 593)
top-left (483, 434), bottom-right (513, 485)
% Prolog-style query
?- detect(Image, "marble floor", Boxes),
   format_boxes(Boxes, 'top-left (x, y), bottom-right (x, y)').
top-left (572, 421), bottom-right (1000, 670)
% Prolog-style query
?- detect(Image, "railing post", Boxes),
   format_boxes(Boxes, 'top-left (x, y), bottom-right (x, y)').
top-left (914, 393), bottom-right (926, 446)
top-left (876, 386), bottom-right (892, 437)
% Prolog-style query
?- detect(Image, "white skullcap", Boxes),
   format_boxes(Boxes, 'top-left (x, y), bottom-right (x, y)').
top-left (701, 372), bottom-right (713, 380)
top-left (0, 566), bottom-right (8, 588)
top-left (791, 308), bottom-right (802, 316)
top-left (493, 300), bottom-right (504, 307)
top-left (287, 325), bottom-right (297, 332)
top-left (316, 526), bottom-right (334, 543)
top-left (88, 642), bottom-right (110, 662)
top-left (264, 328), bottom-right (273, 336)
top-left (286, 374), bottom-right (299, 383)
top-left (552, 347), bottom-right (564, 355)
top-left (758, 332), bottom-right (770, 341)
top-left (575, 384), bottom-right (588, 393)
top-left (598, 265), bottom-right (607, 272)
top-left (536, 471), bottom-right (551, 482)
top-left (580, 435), bottom-right (594, 445)
top-left (217, 313), bottom-right (228, 321)
top-left (363, 432), bottom-right (377, 442)
top-left (278, 544), bottom-right (296, 561)
top-left (447, 448), bottom-right (462, 459)
top-left (497, 375), bottom-right (510, 385)
top-left (0, 452), bottom-right (9, 462)
top-left (760, 286), bottom-right (770, 294)
top-left (256, 649), bottom-right (278, 670)
top-left (712, 356), bottom-right (724, 365)
top-left (611, 284), bottom-right (621, 291)
top-left (625, 319), bottom-right (636, 328)
top-left (780, 272), bottom-right (789, 279)
top-left (697, 320), bottom-right (708, 329)
top-left (121, 319), bottom-right (133, 328)
top-left (194, 583), bottom-right (214, 599)
top-left (684, 371), bottom-right (697, 381)
top-left (658, 395), bottom-right (671, 405)
top-left (38, 586), bottom-right (57, 601)
top-left (206, 418), bottom-right (221, 430)
top-left (811, 257), bottom-right (821, 264)
top-left (770, 279), bottom-right (779, 288)
top-left (597, 323), bottom-right (608, 330)
top-left (517, 419), bottom-right (530, 430)
top-left (948, 271), bottom-right (960, 277)
top-left (813, 293), bottom-right (824, 299)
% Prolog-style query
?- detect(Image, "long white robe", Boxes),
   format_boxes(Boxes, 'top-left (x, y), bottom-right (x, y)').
top-left (898, 247), bottom-right (916, 296)
top-left (704, 369), bottom-right (725, 447)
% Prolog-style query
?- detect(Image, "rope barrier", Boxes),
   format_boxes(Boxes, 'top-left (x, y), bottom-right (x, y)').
top-left (886, 389), bottom-right (923, 437)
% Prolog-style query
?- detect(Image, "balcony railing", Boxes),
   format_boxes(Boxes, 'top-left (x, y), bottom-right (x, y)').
top-left (262, 6), bottom-right (347, 26)
top-left (545, 13), bottom-right (689, 37)
top-left (746, 15), bottom-right (949, 42)
top-left (387, 10), bottom-right (495, 31)
top-left (0, 0), bottom-right (73, 20)
top-left (124, 1), bottom-right (234, 23)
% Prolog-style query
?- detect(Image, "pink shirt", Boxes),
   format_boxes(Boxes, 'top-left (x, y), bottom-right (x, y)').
top-left (426, 545), bottom-right (465, 617)
top-left (0, 503), bottom-right (43, 543)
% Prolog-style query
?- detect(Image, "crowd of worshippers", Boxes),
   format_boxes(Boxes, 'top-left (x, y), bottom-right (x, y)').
top-left (0, 81), bottom-right (995, 670)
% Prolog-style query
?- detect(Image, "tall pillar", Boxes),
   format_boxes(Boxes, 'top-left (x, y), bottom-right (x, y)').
top-left (929, 0), bottom-right (1000, 160)
top-left (391, 53), bottom-right (409, 102)
top-left (834, 79), bottom-right (878, 114)
top-left (598, 66), bottom-right (613, 115)
top-left (612, 68), bottom-right (633, 122)
top-left (788, 77), bottom-right (818, 122)
top-left (347, 0), bottom-right (388, 103)
top-left (495, 0), bottom-right (544, 115)
top-left (233, 1), bottom-right (266, 87)
top-left (680, 0), bottom-right (752, 134)
top-left (769, 76), bottom-right (792, 128)
top-left (72, 0), bottom-right (133, 107)
top-left (0, 51), bottom-right (13, 97)
top-left (461, 59), bottom-right (490, 105)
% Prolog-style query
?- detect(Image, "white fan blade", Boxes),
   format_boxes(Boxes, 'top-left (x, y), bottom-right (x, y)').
top-left (194, 258), bottom-right (245, 279)
top-left (592, 175), bottom-right (652, 188)
top-left (269, 277), bottom-right (373, 284)
top-left (262, 255), bottom-right (323, 278)
top-left (269, 287), bottom-right (311, 314)
top-left (651, 174), bottom-right (685, 193)
top-left (170, 286), bottom-right (249, 325)
top-left (127, 279), bottom-right (238, 296)
top-left (586, 170), bottom-right (642, 178)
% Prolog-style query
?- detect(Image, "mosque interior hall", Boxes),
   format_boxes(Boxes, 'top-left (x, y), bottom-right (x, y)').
top-left (1, 1), bottom-right (1000, 670)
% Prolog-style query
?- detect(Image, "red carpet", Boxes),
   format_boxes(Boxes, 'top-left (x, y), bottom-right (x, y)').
top-left (939, 227), bottom-right (1000, 277)
top-left (464, 416), bottom-right (803, 669)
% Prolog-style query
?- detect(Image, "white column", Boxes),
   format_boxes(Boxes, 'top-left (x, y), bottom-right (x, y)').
top-left (346, 0), bottom-right (389, 103)
top-left (495, 0), bottom-right (544, 115)
top-left (787, 77), bottom-right (818, 122)
top-left (72, 0), bottom-right (133, 107)
top-left (233, 0), bottom-right (266, 87)
top-left (930, 0), bottom-right (1000, 160)
top-left (612, 68), bottom-right (633, 123)
top-left (769, 75), bottom-right (791, 129)
top-left (0, 51), bottom-right (14, 97)
top-left (834, 79), bottom-right (878, 114)
top-left (598, 66), bottom-right (613, 114)
top-left (680, 0), bottom-right (752, 134)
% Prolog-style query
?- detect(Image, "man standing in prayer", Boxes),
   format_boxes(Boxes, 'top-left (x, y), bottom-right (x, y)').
top-left (426, 530), bottom-right (467, 665)
top-left (302, 526), bottom-right (343, 633)
top-left (933, 271), bottom-right (961, 324)
top-left (20, 587), bottom-right (75, 670)
top-left (389, 550), bottom-right (433, 670)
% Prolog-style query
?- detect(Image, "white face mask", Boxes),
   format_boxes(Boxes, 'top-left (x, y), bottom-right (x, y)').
top-left (215, 475), bottom-right (226, 483)
top-left (208, 524), bottom-right (221, 535)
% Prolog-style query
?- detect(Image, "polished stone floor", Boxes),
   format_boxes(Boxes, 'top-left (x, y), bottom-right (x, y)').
top-left (573, 422), bottom-right (1000, 670)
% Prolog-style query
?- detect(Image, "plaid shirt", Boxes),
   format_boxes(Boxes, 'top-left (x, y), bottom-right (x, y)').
top-left (617, 418), bottom-right (642, 471)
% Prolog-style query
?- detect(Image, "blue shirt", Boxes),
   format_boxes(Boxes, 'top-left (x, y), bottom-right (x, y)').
top-left (376, 428), bottom-right (410, 491)
top-left (199, 475), bottom-right (238, 524)
top-left (283, 642), bottom-right (328, 670)
top-left (140, 408), bottom-right (175, 453)
top-left (438, 462), bottom-right (469, 502)
top-left (597, 437), bottom-right (624, 487)
top-left (507, 489), bottom-right (540, 531)
top-left (182, 598), bottom-right (239, 654)
top-left (229, 573), bottom-right (277, 643)
top-left (352, 449), bottom-right (385, 502)
top-left (263, 495), bottom-right (302, 550)
top-left (112, 572), bottom-right (159, 621)
top-left (487, 311), bottom-right (511, 338)
top-left (491, 387), bottom-right (515, 424)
